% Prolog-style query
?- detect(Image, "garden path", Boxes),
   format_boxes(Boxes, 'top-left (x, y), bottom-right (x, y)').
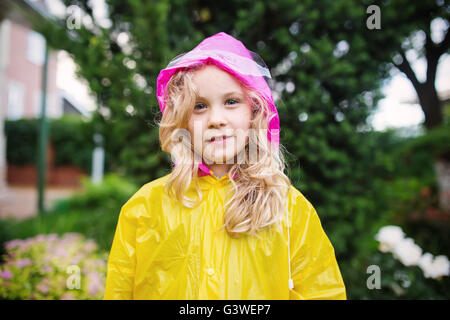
top-left (0, 185), bottom-right (82, 220)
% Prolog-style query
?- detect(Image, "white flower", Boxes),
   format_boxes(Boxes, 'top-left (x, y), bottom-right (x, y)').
top-left (375, 225), bottom-right (449, 280)
top-left (419, 252), bottom-right (433, 273)
top-left (375, 225), bottom-right (405, 253)
top-left (419, 253), bottom-right (450, 279)
top-left (392, 238), bottom-right (423, 267)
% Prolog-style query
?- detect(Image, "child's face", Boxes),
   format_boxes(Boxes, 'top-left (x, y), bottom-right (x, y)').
top-left (187, 65), bottom-right (252, 165)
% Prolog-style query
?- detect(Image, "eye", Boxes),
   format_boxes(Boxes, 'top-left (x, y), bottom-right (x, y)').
top-left (194, 103), bottom-right (206, 111)
top-left (226, 98), bottom-right (239, 105)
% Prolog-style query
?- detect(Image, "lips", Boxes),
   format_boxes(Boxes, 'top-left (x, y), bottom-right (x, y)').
top-left (207, 135), bottom-right (233, 143)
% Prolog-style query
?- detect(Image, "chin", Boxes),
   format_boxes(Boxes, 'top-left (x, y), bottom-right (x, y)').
top-left (203, 152), bottom-right (236, 164)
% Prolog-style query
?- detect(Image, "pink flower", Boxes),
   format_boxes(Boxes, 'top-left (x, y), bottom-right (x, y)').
top-left (36, 279), bottom-right (50, 294)
top-left (63, 233), bottom-right (82, 240)
top-left (94, 259), bottom-right (106, 268)
top-left (5, 239), bottom-right (23, 250)
top-left (87, 272), bottom-right (104, 296)
top-left (19, 238), bottom-right (37, 251)
top-left (35, 235), bottom-right (46, 242)
top-left (41, 265), bottom-right (52, 273)
top-left (1, 270), bottom-right (13, 280)
top-left (70, 254), bottom-right (82, 265)
top-left (48, 233), bottom-right (58, 238)
top-left (60, 292), bottom-right (76, 300)
top-left (38, 284), bottom-right (49, 294)
top-left (54, 246), bottom-right (69, 258)
top-left (83, 240), bottom-right (98, 252)
top-left (16, 258), bottom-right (32, 268)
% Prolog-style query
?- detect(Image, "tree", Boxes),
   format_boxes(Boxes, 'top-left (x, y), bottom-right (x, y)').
top-left (365, 0), bottom-right (448, 130)
top-left (361, 0), bottom-right (449, 211)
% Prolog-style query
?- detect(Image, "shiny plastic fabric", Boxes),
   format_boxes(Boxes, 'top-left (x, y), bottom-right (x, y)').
top-left (103, 171), bottom-right (346, 300)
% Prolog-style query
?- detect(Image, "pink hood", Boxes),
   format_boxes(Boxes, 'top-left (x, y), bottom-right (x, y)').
top-left (156, 32), bottom-right (280, 177)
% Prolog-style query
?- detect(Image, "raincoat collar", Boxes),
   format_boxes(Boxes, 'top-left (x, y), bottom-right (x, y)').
top-left (197, 162), bottom-right (212, 177)
top-left (196, 162), bottom-right (237, 180)
top-left (187, 166), bottom-right (233, 194)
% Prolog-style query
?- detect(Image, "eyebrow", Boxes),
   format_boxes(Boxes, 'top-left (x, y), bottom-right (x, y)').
top-left (196, 91), bottom-right (244, 100)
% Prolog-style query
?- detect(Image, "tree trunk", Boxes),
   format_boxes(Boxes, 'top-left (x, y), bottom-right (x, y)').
top-left (418, 83), bottom-right (443, 130)
top-left (434, 158), bottom-right (450, 213)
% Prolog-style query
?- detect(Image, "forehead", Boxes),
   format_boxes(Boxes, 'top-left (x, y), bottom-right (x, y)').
top-left (192, 65), bottom-right (244, 93)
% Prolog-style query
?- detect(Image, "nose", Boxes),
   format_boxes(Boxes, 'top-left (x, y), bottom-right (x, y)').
top-left (207, 105), bottom-right (227, 128)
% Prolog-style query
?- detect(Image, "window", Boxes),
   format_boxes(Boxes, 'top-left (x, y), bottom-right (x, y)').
top-left (26, 30), bottom-right (46, 66)
top-left (7, 81), bottom-right (25, 120)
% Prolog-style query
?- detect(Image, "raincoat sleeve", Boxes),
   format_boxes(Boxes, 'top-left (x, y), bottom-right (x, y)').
top-left (289, 192), bottom-right (346, 300)
top-left (103, 198), bottom-right (140, 300)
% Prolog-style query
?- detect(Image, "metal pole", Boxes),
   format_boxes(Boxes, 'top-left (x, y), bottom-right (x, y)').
top-left (37, 44), bottom-right (49, 215)
top-left (92, 133), bottom-right (104, 184)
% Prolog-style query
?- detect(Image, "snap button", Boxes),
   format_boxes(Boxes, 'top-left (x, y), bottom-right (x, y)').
top-left (207, 268), bottom-right (215, 275)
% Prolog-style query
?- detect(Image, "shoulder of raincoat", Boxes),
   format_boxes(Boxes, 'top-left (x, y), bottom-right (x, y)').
top-left (103, 173), bottom-right (346, 300)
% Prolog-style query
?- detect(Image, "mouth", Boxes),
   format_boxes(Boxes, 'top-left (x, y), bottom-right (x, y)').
top-left (207, 135), bottom-right (233, 143)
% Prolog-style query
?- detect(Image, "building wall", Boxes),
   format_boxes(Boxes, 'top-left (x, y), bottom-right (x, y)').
top-left (1, 19), bottom-right (60, 120)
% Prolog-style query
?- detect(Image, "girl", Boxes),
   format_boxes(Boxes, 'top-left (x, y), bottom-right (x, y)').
top-left (103, 32), bottom-right (346, 300)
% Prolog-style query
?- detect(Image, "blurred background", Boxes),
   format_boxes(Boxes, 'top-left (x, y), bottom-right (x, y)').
top-left (0, 0), bottom-right (448, 300)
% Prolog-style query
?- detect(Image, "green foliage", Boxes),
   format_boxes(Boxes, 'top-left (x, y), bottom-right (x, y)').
top-left (0, 173), bottom-right (138, 252)
top-left (349, 128), bottom-right (450, 300)
top-left (362, 251), bottom-right (450, 300)
top-left (55, 172), bottom-right (138, 214)
top-left (5, 116), bottom-right (95, 172)
top-left (0, 233), bottom-right (107, 300)
top-left (0, 223), bottom-right (12, 264)
top-left (4, 119), bottom-right (40, 165)
top-left (50, 115), bottom-right (95, 171)
top-left (397, 123), bottom-right (450, 162)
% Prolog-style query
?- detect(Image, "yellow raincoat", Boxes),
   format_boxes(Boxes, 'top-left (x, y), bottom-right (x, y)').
top-left (103, 171), bottom-right (346, 300)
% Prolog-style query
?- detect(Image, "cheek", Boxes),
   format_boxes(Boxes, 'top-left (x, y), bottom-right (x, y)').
top-left (235, 108), bottom-right (252, 133)
top-left (232, 105), bottom-right (252, 128)
top-left (188, 118), bottom-right (208, 152)
top-left (188, 118), bottom-right (204, 139)
top-left (230, 119), bottom-right (251, 149)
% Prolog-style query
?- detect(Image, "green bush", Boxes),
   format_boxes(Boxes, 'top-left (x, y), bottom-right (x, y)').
top-left (0, 222), bottom-right (12, 264)
top-left (362, 251), bottom-right (450, 299)
top-left (382, 126), bottom-right (449, 259)
top-left (343, 125), bottom-right (450, 300)
top-left (50, 115), bottom-right (95, 172)
top-left (330, 124), bottom-right (450, 299)
top-left (0, 233), bottom-right (107, 300)
top-left (4, 115), bottom-right (95, 172)
top-left (362, 222), bottom-right (450, 299)
top-left (398, 123), bottom-right (450, 162)
top-left (0, 173), bottom-right (138, 253)
top-left (4, 118), bottom-right (40, 165)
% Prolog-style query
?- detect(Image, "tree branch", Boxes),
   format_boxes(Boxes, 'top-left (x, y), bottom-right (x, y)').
top-left (394, 49), bottom-right (422, 94)
top-left (425, 32), bottom-right (439, 86)
top-left (435, 24), bottom-right (450, 58)
top-left (425, 24), bottom-right (449, 85)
